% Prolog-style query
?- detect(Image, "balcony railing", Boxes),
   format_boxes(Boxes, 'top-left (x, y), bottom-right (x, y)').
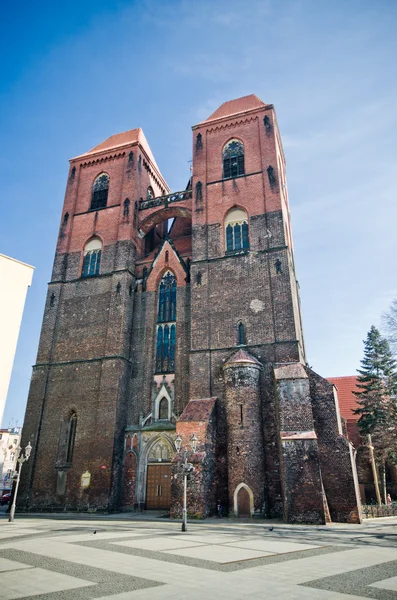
top-left (139, 189), bottom-right (192, 211)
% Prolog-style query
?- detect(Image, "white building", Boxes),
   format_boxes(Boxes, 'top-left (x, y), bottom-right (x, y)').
top-left (0, 254), bottom-right (34, 427)
top-left (0, 427), bottom-right (22, 492)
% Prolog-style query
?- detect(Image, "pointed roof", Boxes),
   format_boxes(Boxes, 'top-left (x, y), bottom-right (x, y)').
top-left (71, 129), bottom-right (166, 186)
top-left (225, 349), bottom-right (261, 366)
top-left (201, 94), bottom-right (268, 124)
top-left (83, 128), bottom-right (141, 155)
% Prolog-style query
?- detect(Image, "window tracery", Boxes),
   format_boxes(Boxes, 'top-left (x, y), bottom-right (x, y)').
top-left (223, 139), bottom-right (245, 179)
top-left (82, 238), bottom-right (102, 277)
top-left (156, 272), bottom-right (177, 373)
top-left (225, 208), bottom-right (249, 252)
top-left (90, 173), bottom-right (109, 210)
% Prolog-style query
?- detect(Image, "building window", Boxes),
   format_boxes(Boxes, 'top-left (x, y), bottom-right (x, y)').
top-left (158, 398), bottom-right (169, 420)
top-left (82, 238), bottom-right (102, 277)
top-left (223, 139), bottom-right (245, 179)
top-left (66, 412), bottom-right (77, 464)
top-left (156, 324), bottom-right (176, 373)
top-left (90, 173), bottom-right (109, 210)
top-left (158, 272), bottom-right (176, 323)
top-left (147, 186), bottom-right (154, 200)
top-left (156, 272), bottom-right (176, 373)
top-left (225, 208), bottom-right (249, 252)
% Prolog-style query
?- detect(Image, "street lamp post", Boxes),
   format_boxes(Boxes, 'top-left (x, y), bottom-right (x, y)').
top-left (9, 442), bottom-right (32, 522)
top-left (175, 433), bottom-right (197, 532)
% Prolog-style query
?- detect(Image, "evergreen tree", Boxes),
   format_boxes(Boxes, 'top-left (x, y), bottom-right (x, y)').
top-left (354, 326), bottom-right (397, 504)
top-left (354, 326), bottom-right (397, 435)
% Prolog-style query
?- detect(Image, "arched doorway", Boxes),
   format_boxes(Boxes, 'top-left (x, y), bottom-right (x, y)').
top-left (145, 437), bottom-right (173, 510)
top-left (234, 483), bottom-right (254, 517)
top-left (237, 487), bottom-right (250, 517)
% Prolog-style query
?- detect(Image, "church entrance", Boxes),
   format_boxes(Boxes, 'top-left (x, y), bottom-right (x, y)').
top-left (237, 487), bottom-right (250, 517)
top-left (146, 464), bottom-right (172, 509)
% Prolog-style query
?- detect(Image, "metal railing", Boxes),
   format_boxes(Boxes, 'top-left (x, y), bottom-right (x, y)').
top-left (139, 190), bottom-right (192, 211)
top-left (362, 503), bottom-right (397, 518)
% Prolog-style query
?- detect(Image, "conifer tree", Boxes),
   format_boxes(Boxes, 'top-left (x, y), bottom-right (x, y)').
top-left (354, 326), bottom-right (397, 504)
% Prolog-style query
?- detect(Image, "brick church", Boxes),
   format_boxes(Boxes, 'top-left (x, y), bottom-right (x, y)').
top-left (20, 95), bottom-right (361, 523)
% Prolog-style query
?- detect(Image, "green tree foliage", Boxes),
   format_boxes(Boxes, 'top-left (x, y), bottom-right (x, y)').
top-left (354, 326), bottom-right (397, 461)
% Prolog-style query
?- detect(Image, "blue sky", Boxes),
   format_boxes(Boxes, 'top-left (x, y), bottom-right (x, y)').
top-left (1, 0), bottom-right (397, 427)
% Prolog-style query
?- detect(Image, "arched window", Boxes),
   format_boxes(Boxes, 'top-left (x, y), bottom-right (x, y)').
top-left (225, 208), bottom-right (249, 252)
top-left (156, 272), bottom-right (177, 373)
top-left (66, 412), bottom-right (77, 464)
top-left (147, 186), bottom-right (154, 200)
top-left (223, 139), bottom-right (245, 179)
top-left (82, 238), bottom-right (102, 277)
top-left (158, 398), bottom-right (169, 420)
top-left (90, 173), bottom-right (109, 210)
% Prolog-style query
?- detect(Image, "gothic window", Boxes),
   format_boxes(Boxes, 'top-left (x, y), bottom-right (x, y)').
top-left (158, 397), bottom-right (169, 420)
top-left (224, 208), bottom-right (249, 252)
top-left (195, 181), bottom-right (202, 203)
top-left (147, 186), bottom-right (154, 200)
top-left (90, 173), bottom-right (109, 210)
top-left (223, 139), bottom-right (245, 179)
top-left (267, 165), bottom-right (277, 188)
top-left (66, 412), bottom-right (77, 464)
top-left (157, 272), bottom-right (176, 323)
top-left (156, 272), bottom-right (177, 373)
top-left (82, 238), bottom-right (102, 277)
top-left (196, 132), bottom-right (203, 152)
top-left (123, 198), bottom-right (130, 219)
top-left (238, 322), bottom-right (245, 345)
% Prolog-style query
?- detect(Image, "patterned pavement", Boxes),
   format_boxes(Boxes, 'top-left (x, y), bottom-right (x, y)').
top-left (0, 515), bottom-right (396, 599)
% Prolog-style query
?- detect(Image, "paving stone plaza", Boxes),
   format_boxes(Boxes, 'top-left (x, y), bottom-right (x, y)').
top-left (0, 514), bottom-right (396, 599)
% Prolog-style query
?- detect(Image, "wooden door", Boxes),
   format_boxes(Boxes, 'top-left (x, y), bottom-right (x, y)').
top-left (237, 487), bottom-right (250, 517)
top-left (146, 464), bottom-right (172, 509)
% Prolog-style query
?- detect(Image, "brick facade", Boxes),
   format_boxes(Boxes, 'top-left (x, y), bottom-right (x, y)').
top-left (19, 96), bottom-right (361, 523)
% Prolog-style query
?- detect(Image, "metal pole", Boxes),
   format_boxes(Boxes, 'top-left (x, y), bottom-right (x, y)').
top-left (9, 461), bottom-right (22, 523)
top-left (182, 471), bottom-right (187, 531)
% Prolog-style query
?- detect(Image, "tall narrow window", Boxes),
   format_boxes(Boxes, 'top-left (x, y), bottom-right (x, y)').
top-left (223, 139), bottom-right (245, 179)
top-left (82, 238), bottom-right (102, 277)
top-left (224, 208), bottom-right (249, 252)
top-left (158, 272), bottom-right (176, 322)
top-left (66, 412), bottom-right (77, 464)
top-left (147, 186), bottom-right (154, 200)
top-left (90, 173), bottom-right (109, 210)
top-left (156, 272), bottom-right (177, 373)
top-left (238, 322), bottom-right (245, 345)
top-left (158, 398), bottom-right (169, 420)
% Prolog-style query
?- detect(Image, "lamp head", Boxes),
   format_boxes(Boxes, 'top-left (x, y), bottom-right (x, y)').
top-left (190, 433), bottom-right (198, 453)
top-left (175, 434), bottom-right (182, 453)
top-left (25, 441), bottom-right (32, 460)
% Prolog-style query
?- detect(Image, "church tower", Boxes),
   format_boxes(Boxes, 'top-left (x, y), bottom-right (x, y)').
top-left (19, 130), bottom-right (170, 510)
top-left (20, 95), bottom-right (361, 524)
